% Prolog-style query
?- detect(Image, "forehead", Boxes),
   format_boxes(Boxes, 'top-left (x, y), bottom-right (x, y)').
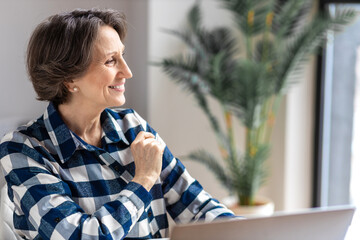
top-left (93, 25), bottom-right (124, 55)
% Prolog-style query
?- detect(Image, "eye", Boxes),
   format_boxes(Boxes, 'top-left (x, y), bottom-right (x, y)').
top-left (105, 57), bottom-right (116, 66)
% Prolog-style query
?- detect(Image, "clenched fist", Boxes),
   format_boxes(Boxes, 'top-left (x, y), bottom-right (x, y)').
top-left (131, 131), bottom-right (165, 191)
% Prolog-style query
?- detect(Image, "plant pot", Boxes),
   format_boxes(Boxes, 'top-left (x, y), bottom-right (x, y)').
top-left (222, 195), bottom-right (275, 218)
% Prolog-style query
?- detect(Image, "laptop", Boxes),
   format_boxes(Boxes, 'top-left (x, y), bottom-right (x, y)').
top-left (167, 205), bottom-right (355, 240)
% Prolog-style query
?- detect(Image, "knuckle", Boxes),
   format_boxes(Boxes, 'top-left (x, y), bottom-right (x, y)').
top-left (131, 142), bottom-right (139, 150)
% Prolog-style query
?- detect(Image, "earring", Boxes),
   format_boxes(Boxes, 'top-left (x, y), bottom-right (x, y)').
top-left (73, 87), bottom-right (79, 92)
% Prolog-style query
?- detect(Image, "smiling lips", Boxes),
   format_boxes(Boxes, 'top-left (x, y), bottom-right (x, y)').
top-left (109, 84), bottom-right (125, 92)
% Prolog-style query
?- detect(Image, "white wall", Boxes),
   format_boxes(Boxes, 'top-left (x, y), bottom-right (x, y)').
top-left (0, 0), bottom-right (316, 211)
top-left (122, 0), bottom-right (149, 118)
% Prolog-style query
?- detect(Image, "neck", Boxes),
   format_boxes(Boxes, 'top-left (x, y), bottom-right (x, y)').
top-left (58, 101), bottom-right (104, 147)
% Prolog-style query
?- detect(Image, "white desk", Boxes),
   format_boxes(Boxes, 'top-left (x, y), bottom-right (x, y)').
top-left (151, 208), bottom-right (358, 240)
top-left (344, 209), bottom-right (359, 240)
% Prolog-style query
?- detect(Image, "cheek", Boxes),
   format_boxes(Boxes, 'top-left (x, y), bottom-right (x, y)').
top-left (92, 74), bottom-right (111, 89)
top-left (99, 69), bottom-right (116, 85)
top-left (80, 68), bottom-right (115, 92)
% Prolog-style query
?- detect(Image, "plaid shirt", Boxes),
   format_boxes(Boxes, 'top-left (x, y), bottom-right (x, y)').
top-left (0, 103), bottom-right (234, 239)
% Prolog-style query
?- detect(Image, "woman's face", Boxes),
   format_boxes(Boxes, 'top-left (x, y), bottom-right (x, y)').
top-left (69, 25), bottom-right (132, 110)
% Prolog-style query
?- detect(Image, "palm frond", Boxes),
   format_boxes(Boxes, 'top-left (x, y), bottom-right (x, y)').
top-left (328, 8), bottom-right (358, 32)
top-left (162, 4), bottom-right (213, 69)
top-left (206, 54), bottom-right (238, 103)
top-left (160, 56), bottom-right (226, 140)
top-left (225, 60), bottom-right (274, 128)
top-left (198, 27), bottom-right (236, 55)
top-left (253, 38), bottom-right (276, 63)
top-left (161, 28), bottom-right (195, 50)
top-left (193, 27), bottom-right (237, 77)
top-left (235, 144), bottom-right (269, 198)
top-left (219, 0), bottom-right (276, 36)
top-left (207, 52), bottom-right (229, 101)
top-left (219, 0), bottom-right (261, 16)
top-left (187, 150), bottom-right (234, 191)
top-left (161, 28), bottom-right (210, 67)
top-left (274, 8), bottom-right (357, 94)
top-left (160, 56), bottom-right (208, 93)
top-left (272, 0), bottom-right (312, 38)
top-left (188, 1), bottom-right (202, 32)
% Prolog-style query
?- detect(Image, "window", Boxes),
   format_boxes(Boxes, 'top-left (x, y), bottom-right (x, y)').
top-left (315, 1), bottom-right (360, 239)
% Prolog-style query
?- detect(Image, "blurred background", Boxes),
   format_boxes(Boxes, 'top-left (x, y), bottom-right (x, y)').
top-left (0, 0), bottom-right (359, 233)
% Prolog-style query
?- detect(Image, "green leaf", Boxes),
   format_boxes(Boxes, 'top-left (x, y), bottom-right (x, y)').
top-left (272, 0), bottom-right (312, 38)
top-left (274, 8), bottom-right (357, 95)
top-left (225, 60), bottom-right (273, 128)
top-left (160, 56), bottom-right (207, 93)
top-left (219, 0), bottom-right (276, 36)
top-left (187, 150), bottom-right (234, 191)
top-left (235, 144), bottom-right (269, 199)
top-left (188, 1), bottom-right (202, 31)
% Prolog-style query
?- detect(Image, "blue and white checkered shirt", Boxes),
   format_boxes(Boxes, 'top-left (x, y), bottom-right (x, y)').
top-left (0, 103), bottom-right (234, 239)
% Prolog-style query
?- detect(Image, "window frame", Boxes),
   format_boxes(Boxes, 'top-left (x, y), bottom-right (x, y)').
top-left (314, 0), bottom-right (360, 207)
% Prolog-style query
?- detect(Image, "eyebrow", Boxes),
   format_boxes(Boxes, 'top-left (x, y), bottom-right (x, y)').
top-left (105, 48), bottom-right (125, 56)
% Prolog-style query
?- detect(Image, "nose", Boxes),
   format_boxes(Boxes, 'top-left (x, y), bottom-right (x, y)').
top-left (117, 58), bottom-right (133, 79)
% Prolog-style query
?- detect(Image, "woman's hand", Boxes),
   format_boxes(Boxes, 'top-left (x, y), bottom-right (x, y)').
top-left (131, 131), bottom-right (165, 191)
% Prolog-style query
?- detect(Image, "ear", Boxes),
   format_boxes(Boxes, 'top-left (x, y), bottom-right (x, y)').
top-left (64, 80), bottom-right (78, 93)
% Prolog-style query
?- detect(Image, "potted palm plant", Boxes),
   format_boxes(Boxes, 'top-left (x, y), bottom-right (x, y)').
top-left (158, 0), bottom-right (356, 213)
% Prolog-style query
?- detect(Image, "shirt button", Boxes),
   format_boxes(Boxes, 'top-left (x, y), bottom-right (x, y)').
top-left (148, 210), bottom-right (152, 218)
top-left (114, 165), bottom-right (120, 171)
top-left (154, 232), bottom-right (161, 238)
top-left (54, 217), bottom-right (61, 223)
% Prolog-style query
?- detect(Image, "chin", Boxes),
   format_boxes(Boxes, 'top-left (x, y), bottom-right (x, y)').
top-left (109, 98), bottom-right (126, 108)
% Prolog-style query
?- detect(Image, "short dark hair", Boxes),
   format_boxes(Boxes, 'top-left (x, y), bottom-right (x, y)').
top-left (27, 8), bottom-right (127, 105)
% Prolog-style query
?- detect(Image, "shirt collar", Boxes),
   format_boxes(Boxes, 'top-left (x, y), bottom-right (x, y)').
top-left (44, 103), bottom-right (129, 163)
top-left (101, 108), bottom-right (130, 146)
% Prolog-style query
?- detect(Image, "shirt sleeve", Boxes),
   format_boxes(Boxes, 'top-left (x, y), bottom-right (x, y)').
top-left (0, 132), bottom-right (152, 240)
top-left (132, 111), bottom-right (235, 224)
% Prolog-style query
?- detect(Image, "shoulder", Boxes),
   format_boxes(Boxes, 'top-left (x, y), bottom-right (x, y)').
top-left (0, 117), bottom-right (47, 159)
top-left (1, 117), bottom-right (44, 142)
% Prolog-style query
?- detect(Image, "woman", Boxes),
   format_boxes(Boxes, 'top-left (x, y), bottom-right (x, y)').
top-left (0, 8), bottom-right (234, 239)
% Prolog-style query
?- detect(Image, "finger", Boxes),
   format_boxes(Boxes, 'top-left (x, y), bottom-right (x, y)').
top-left (143, 132), bottom-right (155, 139)
top-left (132, 132), bottom-right (154, 145)
top-left (136, 139), bottom-right (163, 154)
top-left (142, 138), bottom-right (157, 145)
top-left (136, 131), bottom-right (155, 140)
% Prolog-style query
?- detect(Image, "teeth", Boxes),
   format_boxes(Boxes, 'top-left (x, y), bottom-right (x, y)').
top-left (109, 86), bottom-right (122, 89)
